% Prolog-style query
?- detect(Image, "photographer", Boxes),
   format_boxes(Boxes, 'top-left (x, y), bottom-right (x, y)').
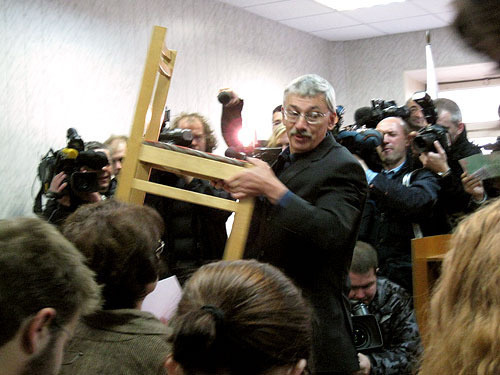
top-left (405, 98), bottom-right (428, 132)
top-left (43, 141), bottom-right (113, 226)
top-left (356, 117), bottom-right (441, 292)
top-left (349, 241), bottom-right (421, 375)
top-left (418, 98), bottom-right (481, 222)
top-left (145, 112), bottom-right (232, 284)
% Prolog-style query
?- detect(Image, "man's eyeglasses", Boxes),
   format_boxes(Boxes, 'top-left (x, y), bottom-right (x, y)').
top-left (155, 240), bottom-right (165, 259)
top-left (284, 109), bottom-right (329, 125)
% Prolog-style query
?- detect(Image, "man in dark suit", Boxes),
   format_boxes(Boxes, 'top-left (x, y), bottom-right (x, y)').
top-left (222, 74), bottom-right (368, 374)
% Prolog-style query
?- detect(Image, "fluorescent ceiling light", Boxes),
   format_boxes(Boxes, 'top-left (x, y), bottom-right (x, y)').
top-left (315, 0), bottom-right (406, 11)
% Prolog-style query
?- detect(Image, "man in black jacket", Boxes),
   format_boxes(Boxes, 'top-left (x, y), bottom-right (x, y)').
top-left (356, 117), bottom-right (441, 293)
top-left (42, 142), bottom-right (113, 226)
top-left (221, 74), bottom-right (368, 375)
top-left (349, 241), bottom-right (421, 375)
top-left (419, 98), bottom-right (481, 223)
top-left (146, 113), bottom-right (232, 284)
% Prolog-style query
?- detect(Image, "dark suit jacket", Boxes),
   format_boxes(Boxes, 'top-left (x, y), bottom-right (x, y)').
top-left (245, 134), bottom-right (368, 373)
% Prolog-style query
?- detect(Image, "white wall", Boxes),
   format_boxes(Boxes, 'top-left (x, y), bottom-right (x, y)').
top-left (341, 26), bottom-right (489, 124)
top-left (1, 0), bottom-right (339, 218)
top-left (0, 0), bottom-right (491, 219)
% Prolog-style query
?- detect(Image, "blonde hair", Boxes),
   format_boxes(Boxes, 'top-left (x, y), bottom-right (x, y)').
top-left (267, 124), bottom-right (287, 148)
top-left (419, 198), bottom-right (500, 375)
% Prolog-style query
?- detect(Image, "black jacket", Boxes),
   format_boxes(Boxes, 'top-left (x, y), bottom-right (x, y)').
top-left (358, 161), bottom-right (441, 291)
top-left (363, 277), bottom-right (422, 375)
top-left (438, 129), bottom-right (481, 216)
top-left (146, 171), bottom-right (232, 283)
top-left (245, 134), bottom-right (368, 373)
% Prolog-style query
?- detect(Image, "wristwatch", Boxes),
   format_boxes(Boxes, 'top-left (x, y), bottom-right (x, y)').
top-left (437, 168), bottom-right (451, 178)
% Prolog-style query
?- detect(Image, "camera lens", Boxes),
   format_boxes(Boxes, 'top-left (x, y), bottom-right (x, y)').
top-left (413, 134), bottom-right (434, 153)
top-left (353, 327), bottom-right (369, 348)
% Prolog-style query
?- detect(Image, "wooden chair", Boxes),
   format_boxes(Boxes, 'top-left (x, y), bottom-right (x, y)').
top-left (411, 234), bottom-right (451, 341)
top-left (115, 26), bottom-right (254, 260)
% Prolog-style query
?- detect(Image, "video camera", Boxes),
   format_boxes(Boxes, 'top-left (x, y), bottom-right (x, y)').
top-left (335, 128), bottom-right (383, 171)
top-left (350, 301), bottom-right (383, 351)
top-left (34, 128), bottom-right (109, 213)
top-left (355, 99), bottom-right (410, 129)
top-left (410, 92), bottom-right (451, 154)
top-left (334, 98), bottom-right (411, 170)
top-left (159, 128), bottom-right (193, 147)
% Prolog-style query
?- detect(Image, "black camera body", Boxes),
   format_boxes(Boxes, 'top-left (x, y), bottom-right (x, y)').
top-left (35, 129), bottom-right (109, 211)
top-left (413, 124), bottom-right (451, 154)
top-left (159, 128), bottom-right (193, 147)
top-left (369, 99), bottom-right (410, 128)
top-left (409, 92), bottom-right (451, 154)
top-left (350, 301), bottom-right (384, 351)
top-left (411, 91), bottom-right (438, 125)
top-left (358, 99), bottom-right (410, 129)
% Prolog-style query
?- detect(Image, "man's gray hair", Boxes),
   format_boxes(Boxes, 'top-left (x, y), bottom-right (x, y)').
top-left (434, 98), bottom-right (462, 125)
top-left (283, 74), bottom-right (337, 112)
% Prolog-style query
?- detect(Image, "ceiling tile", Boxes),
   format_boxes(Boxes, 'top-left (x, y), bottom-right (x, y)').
top-left (214, 0), bottom-right (455, 41)
top-left (409, 0), bottom-right (455, 13)
top-left (341, 1), bottom-right (428, 23)
top-left (244, 0), bottom-right (332, 21)
top-left (371, 14), bottom-right (448, 34)
top-left (312, 24), bottom-right (385, 41)
top-left (218, 0), bottom-right (283, 7)
top-left (280, 11), bottom-right (360, 32)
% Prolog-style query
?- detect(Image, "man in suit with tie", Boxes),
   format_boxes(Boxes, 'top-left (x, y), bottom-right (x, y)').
top-left (356, 116), bottom-right (442, 294)
top-left (222, 74), bottom-right (368, 375)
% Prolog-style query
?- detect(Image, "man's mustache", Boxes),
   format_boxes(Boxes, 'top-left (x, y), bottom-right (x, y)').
top-left (289, 128), bottom-right (312, 138)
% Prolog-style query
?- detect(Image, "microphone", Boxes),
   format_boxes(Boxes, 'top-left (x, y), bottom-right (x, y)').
top-left (217, 91), bottom-right (232, 105)
top-left (225, 147), bottom-right (247, 160)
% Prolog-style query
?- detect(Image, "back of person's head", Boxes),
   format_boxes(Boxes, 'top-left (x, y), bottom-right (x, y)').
top-left (419, 198), bottom-right (500, 375)
top-left (167, 259), bottom-right (312, 375)
top-left (0, 217), bottom-right (100, 347)
top-left (283, 74), bottom-right (336, 113)
top-left (62, 199), bottom-right (164, 310)
top-left (454, 0), bottom-right (500, 65)
top-left (350, 241), bottom-right (378, 274)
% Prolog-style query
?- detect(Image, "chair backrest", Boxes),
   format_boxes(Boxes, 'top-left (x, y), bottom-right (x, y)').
top-left (411, 234), bottom-right (452, 341)
top-left (115, 26), bottom-right (254, 260)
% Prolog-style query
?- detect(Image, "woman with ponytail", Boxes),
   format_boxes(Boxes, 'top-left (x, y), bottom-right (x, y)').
top-left (166, 259), bottom-right (312, 375)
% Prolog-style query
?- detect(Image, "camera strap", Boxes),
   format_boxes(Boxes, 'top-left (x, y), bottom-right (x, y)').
top-left (402, 170), bottom-right (423, 239)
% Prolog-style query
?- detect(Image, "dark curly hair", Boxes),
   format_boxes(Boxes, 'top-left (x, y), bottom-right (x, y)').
top-left (62, 199), bottom-right (164, 309)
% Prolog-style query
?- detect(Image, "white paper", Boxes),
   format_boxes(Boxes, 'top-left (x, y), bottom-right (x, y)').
top-left (142, 275), bottom-right (182, 322)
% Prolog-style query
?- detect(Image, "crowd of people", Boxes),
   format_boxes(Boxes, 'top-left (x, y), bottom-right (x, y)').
top-left (2, 0), bottom-right (500, 373)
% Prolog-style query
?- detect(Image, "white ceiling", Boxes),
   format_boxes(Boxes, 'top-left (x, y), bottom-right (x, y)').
top-left (217, 0), bottom-right (456, 41)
